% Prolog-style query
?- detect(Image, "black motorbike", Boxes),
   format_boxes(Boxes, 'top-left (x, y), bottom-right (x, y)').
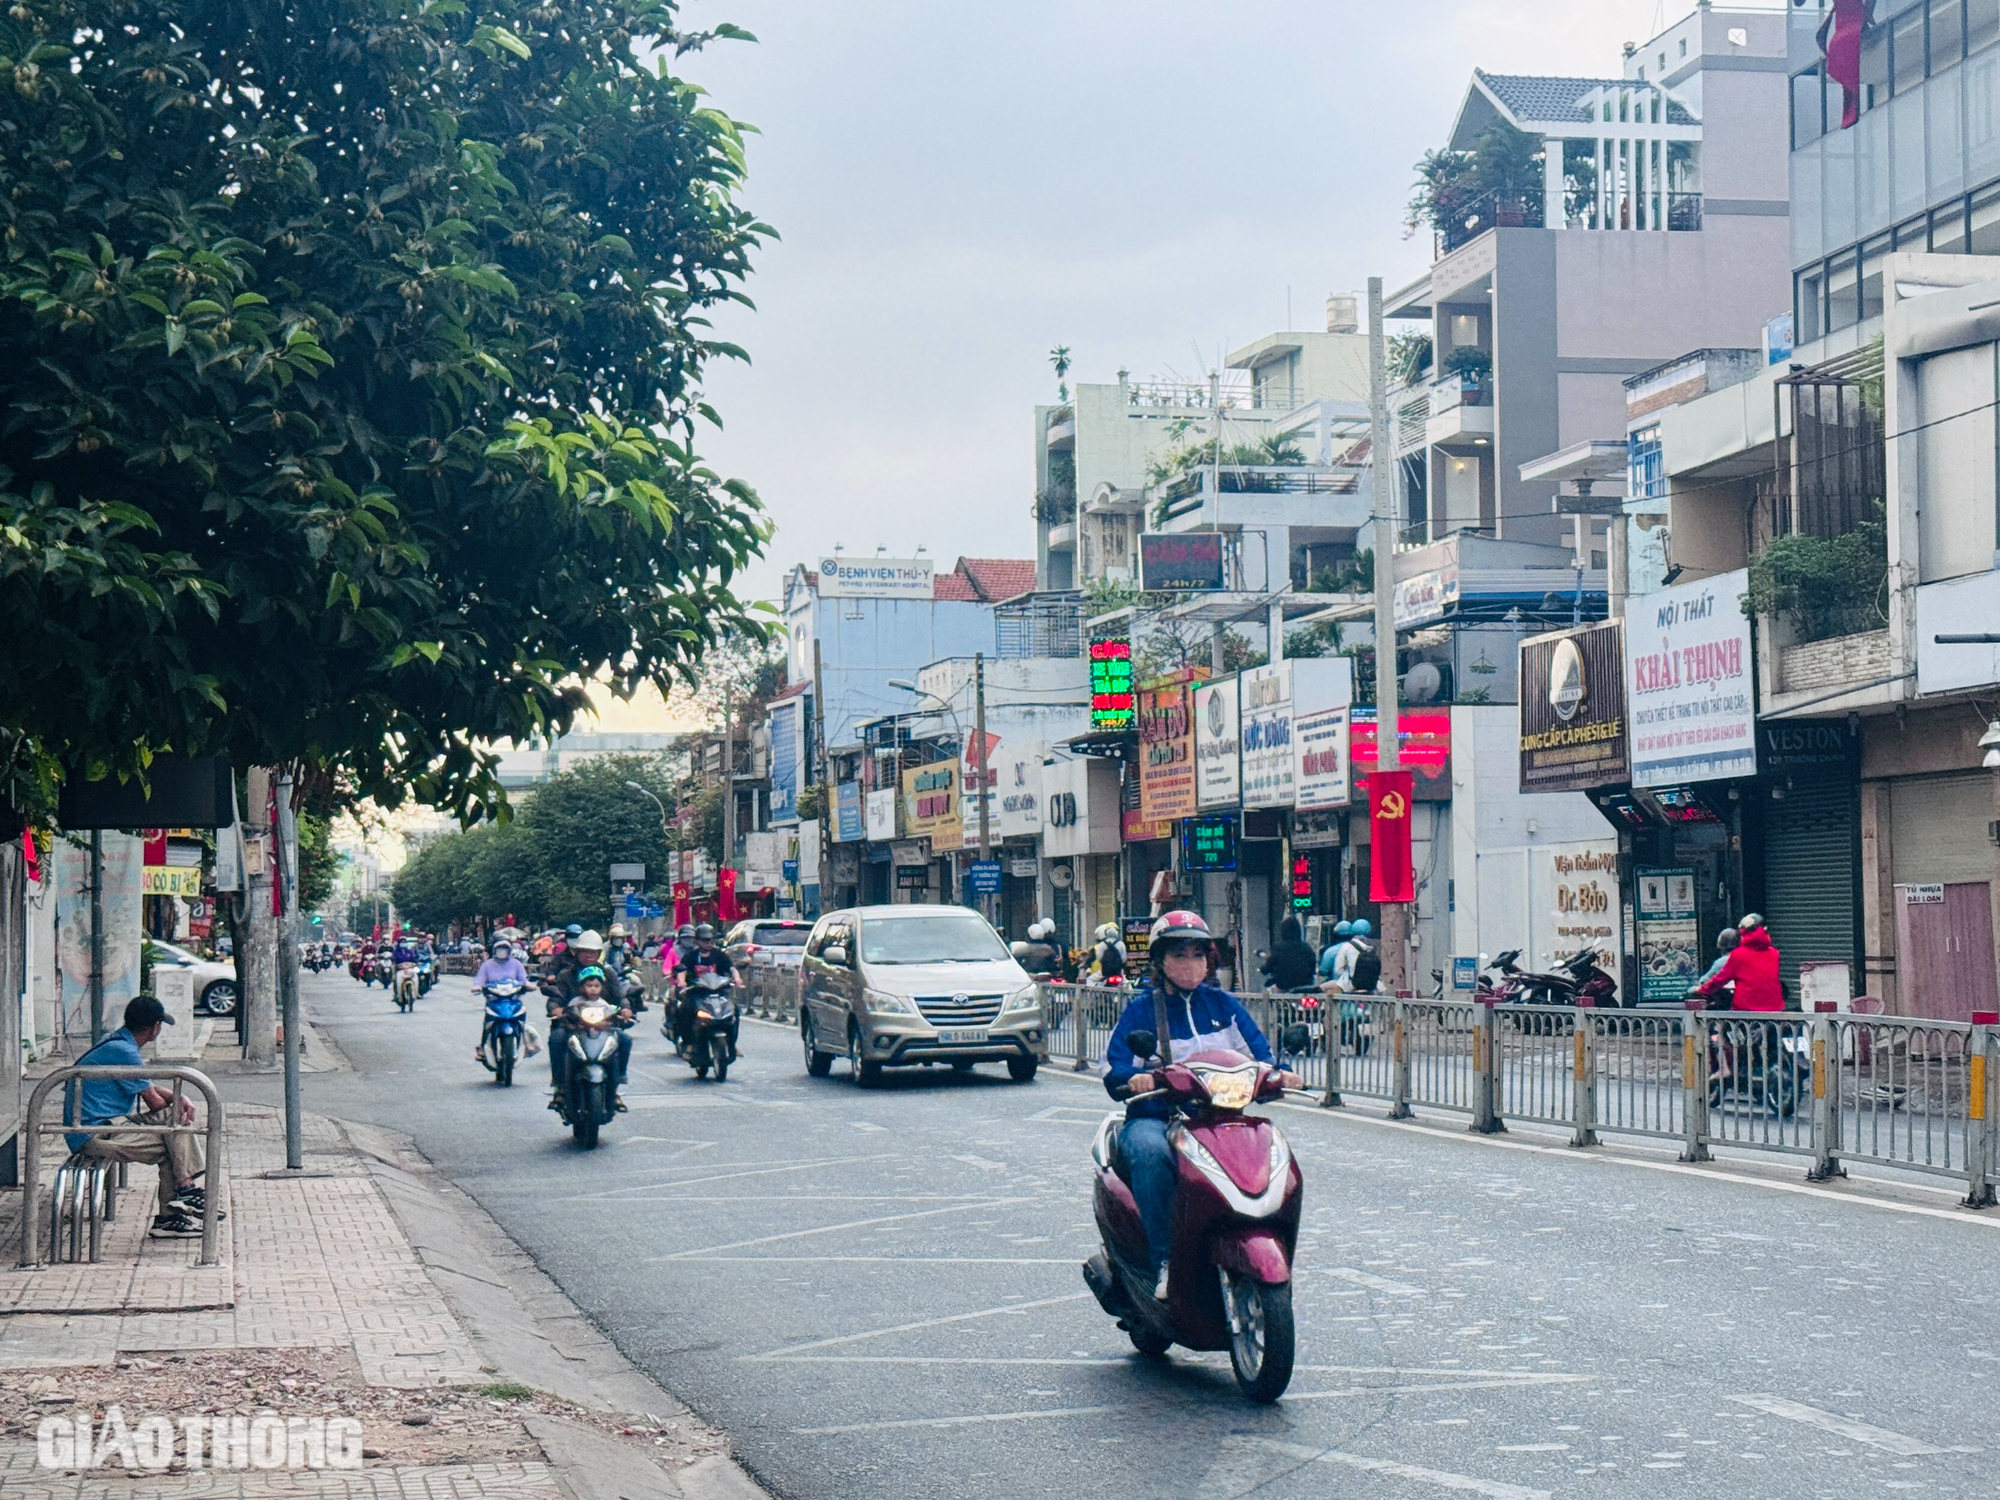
top-left (680, 972), bottom-right (739, 1082)
top-left (556, 995), bottom-right (629, 1148)
top-left (1490, 948), bottom-right (1619, 1033)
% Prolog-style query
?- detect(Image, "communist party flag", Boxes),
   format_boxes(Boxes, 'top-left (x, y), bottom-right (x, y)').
top-left (1369, 771), bottom-right (1416, 904)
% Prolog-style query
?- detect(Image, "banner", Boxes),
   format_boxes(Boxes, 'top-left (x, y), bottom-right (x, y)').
top-left (768, 698), bottom-right (803, 824)
top-left (1626, 568), bottom-right (1756, 787)
top-left (1369, 771), bottom-right (1415, 904)
top-left (1137, 679), bottom-right (1198, 823)
top-left (1239, 662), bottom-right (1294, 809)
top-left (835, 780), bottom-right (864, 843)
top-left (717, 866), bottom-right (739, 922)
top-left (1193, 676), bottom-right (1241, 808)
top-left (901, 759), bottom-right (961, 850)
top-left (672, 882), bottom-right (692, 927)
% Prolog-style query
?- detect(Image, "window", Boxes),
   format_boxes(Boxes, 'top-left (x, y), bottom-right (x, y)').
top-left (1934, 194), bottom-right (1971, 251)
top-left (1894, 9), bottom-right (1929, 93)
top-left (1628, 426), bottom-right (1664, 504)
top-left (1974, 0), bottom-right (2000, 52)
top-left (1860, 233), bottom-right (1891, 322)
top-left (1797, 266), bottom-right (1826, 345)
top-left (857, 913), bottom-right (1009, 965)
top-left (1972, 181), bottom-right (2000, 251)
top-left (1860, 16), bottom-right (1890, 107)
top-left (1794, 66), bottom-right (1826, 148)
top-left (1680, 38), bottom-right (1689, 58)
top-left (1895, 212), bottom-right (1931, 248)
top-left (1935, 0), bottom-right (1967, 67)
top-left (1826, 248), bottom-right (1861, 334)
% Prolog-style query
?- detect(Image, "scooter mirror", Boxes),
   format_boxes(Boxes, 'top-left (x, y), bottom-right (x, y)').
top-left (1127, 1030), bottom-right (1158, 1061)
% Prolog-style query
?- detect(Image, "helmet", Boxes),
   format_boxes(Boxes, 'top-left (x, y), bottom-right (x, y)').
top-left (573, 930), bottom-right (604, 951)
top-left (576, 965), bottom-right (607, 983)
top-left (1149, 910), bottom-right (1214, 948)
top-left (609, 924), bottom-right (627, 939)
top-left (1334, 920), bottom-right (1355, 939)
top-left (1716, 928), bottom-right (1741, 951)
top-left (1010, 940), bottom-right (1032, 960)
top-left (695, 923), bottom-right (716, 941)
top-left (491, 939), bottom-right (512, 956)
top-left (1738, 913), bottom-right (1765, 932)
top-left (566, 924), bottom-right (584, 938)
top-left (1095, 923), bottom-right (1120, 943)
top-left (1350, 919), bottom-right (1373, 938)
top-left (1030, 920), bottom-right (1053, 941)
top-left (678, 924), bottom-right (695, 939)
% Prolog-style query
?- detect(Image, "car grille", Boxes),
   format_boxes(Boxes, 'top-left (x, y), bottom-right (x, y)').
top-left (915, 994), bottom-right (1004, 1027)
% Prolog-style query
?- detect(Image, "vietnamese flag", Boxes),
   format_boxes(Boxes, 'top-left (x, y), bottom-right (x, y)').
top-left (718, 866), bottom-right (739, 923)
top-left (1369, 771), bottom-right (1416, 904)
top-left (1820, 0), bottom-right (1873, 129)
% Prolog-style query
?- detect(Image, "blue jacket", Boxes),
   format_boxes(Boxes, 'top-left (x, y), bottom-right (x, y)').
top-left (66, 1030), bottom-right (149, 1152)
top-left (1104, 980), bottom-right (1273, 1119)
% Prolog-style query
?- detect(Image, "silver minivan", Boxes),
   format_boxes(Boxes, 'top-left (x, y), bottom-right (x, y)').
top-left (799, 905), bottom-right (1045, 1085)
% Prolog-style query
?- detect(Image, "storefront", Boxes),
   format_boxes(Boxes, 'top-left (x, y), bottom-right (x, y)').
top-left (1748, 719), bottom-right (1860, 1001)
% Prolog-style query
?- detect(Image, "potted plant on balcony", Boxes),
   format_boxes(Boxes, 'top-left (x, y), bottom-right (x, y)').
top-left (1441, 345), bottom-right (1491, 402)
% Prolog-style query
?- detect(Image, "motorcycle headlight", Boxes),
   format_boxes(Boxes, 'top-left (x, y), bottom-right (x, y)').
top-left (996, 985), bottom-right (1043, 1023)
top-left (863, 989), bottom-right (919, 1018)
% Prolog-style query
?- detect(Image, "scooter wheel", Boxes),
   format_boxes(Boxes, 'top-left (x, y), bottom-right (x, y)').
top-left (1127, 1324), bottom-right (1172, 1358)
top-left (1223, 1272), bottom-right (1295, 1404)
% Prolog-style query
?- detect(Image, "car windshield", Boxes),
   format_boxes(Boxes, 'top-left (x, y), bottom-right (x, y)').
top-left (859, 913), bottom-right (1010, 965)
top-left (754, 926), bottom-right (810, 947)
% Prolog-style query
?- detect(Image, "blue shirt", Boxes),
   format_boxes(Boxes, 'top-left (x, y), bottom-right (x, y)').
top-left (1103, 980), bottom-right (1274, 1119)
top-left (66, 1029), bottom-right (149, 1152)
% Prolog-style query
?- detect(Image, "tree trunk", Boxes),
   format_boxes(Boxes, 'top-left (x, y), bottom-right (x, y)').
top-left (241, 767), bottom-right (277, 1065)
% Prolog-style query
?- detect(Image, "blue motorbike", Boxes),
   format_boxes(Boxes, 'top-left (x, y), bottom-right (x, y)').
top-left (480, 982), bottom-right (531, 1087)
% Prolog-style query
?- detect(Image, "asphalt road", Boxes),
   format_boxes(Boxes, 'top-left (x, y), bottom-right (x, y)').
top-left (239, 971), bottom-right (2000, 1500)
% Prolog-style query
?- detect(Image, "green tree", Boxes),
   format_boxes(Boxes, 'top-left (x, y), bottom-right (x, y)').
top-left (0, 0), bottom-right (772, 824)
top-left (297, 812), bottom-right (340, 913)
top-left (521, 754), bottom-right (678, 922)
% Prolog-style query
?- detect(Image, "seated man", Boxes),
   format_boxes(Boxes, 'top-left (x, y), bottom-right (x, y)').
top-left (68, 996), bottom-right (214, 1239)
top-left (1103, 911), bottom-right (1297, 1300)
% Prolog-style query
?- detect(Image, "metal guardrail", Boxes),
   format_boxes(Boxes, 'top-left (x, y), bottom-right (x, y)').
top-left (1035, 988), bottom-right (2000, 1206)
top-left (20, 1065), bottom-right (226, 1268)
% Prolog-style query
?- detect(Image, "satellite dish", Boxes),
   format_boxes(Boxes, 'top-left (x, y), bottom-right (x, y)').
top-left (1405, 661), bottom-right (1444, 704)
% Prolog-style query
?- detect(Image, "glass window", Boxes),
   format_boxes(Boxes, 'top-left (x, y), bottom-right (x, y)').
top-left (1826, 249), bottom-right (1861, 334)
top-left (1894, 9), bottom-right (1929, 93)
top-left (1930, 60), bottom-right (1967, 199)
top-left (1968, 47), bottom-right (2000, 179)
top-left (1794, 66), bottom-right (1827, 148)
top-left (1861, 19), bottom-right (1891, 106)
top-left (858, 913), bottom-right (1009, 965)
top-left (1973, 0), bottom-right (2000, 52)
top-left (1798, 265), bottom-right (1827, 345)
top-left (1936, 0), bottom-right (1967, 68)
top-left (1971, 180), bottom-right (2000, 250)
top-left (1934, 194), bottom-right (1972, 251)
top-left (1860, 233), bottom-right (1891, 322)
top-left (1628, 427), bottom-right (1664, 504)
top-left (1892, 91), bottom-right (1929, 217)
top-left (1895, 212), bottom-right (1930, 248)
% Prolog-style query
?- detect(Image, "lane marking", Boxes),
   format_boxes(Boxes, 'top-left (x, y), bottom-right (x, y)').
top-left (1249, 1438), bottom-right (1554, 1500)
top-left (1282, 1377), bottom-right (1587, 1403)
top-left (651, 1198), bottom-right (1036, 1264)
top-left (751, 1291), bottom-right (1092, 1359)
top-left (793, 1403), bottom-right (1122, 1437)
top-left (1727, 1394), bottom-right (1949, 1456)
top-left (562, 1155), bottom-right (901, 1198)
top-left (1329, 1267), bottom-right (1426, 1296)
top-left (679, 1255), bottom-right (1076, 1265)
top-left (951, 1153), bottom-right (1008, 1171)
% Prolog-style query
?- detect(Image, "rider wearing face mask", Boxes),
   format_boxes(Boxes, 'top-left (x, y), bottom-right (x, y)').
top-left (1102, 911), bottom-right (1300, 1301)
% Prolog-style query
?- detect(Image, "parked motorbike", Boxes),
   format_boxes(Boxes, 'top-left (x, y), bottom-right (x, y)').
top-left (393, 961), bottom-right (419, 1013)
top-left (556, 995), bottom-right (629, 1148)
top-left (479, 982), bottom-right (531, 1086)
top-left (1082, 1029), bottom-right (1302, 1403)
top-left (683, 971), bottom-right (739, 1082)
top-left (1489, 948), bottom-right (1618, 1032)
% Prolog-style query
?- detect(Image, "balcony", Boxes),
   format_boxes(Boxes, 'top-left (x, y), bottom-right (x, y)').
top-left (1123, 379), bottom-right (1299, 411)
top-left (1044, 405), bottom-right (1075, 451)
top-left (1148, 465), bottom-right (1370, 527)
top-left (1437, 187), bottom-right (1705, 257)
top-left (1424, 372), bottom-right (1494, 449)
top-left (1045, 522), bottom-right (1076, 552)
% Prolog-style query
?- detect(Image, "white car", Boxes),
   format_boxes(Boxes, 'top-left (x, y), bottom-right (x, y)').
top-left (724, 919), bottom-right (812, 973)
top-left (149, 940), bottom-right (238, 1016)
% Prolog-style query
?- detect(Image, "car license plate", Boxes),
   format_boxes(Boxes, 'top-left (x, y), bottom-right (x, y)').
top-left (939, 1028), bottom-right (988, 1044)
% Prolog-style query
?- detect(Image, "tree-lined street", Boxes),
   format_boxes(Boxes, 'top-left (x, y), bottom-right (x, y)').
top-left (237, 971), bottom-right (2000, 1500)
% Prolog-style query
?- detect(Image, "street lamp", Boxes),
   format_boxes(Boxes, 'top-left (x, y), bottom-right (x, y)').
top-left (624, 780), bottom-right (671, 837)
top-left (1980, 719), bottom-right (2000, 772)
top-left (887, 679), bottom-right (962, 739)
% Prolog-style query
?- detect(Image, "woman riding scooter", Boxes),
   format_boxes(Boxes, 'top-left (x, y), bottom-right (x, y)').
top-left (1103, 911), bottom-right (1299, 1301)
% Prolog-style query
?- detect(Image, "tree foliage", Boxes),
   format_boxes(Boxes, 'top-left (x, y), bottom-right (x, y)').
top-left (1747, 507), bottom-right (1890, 644)
top-left (0, 0), bottom-right (772, 822)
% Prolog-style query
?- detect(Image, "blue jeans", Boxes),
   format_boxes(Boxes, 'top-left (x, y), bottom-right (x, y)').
top-left (1118, 1117), bottom-right (1176, 1272)
top-left (550, 1027), bottom-right (630, 1089)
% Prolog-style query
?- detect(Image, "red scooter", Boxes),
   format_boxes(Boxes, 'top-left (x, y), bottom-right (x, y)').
top-left (1083, 1030), bottom-right (1303, 1402)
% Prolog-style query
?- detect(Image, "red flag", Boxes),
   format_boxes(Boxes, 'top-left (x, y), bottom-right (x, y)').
top-left (672, 882), bottom-right (692, 927)
top-left (1819, 0), bottom-right (1873, 129)
top-left (143, 829), bottom-right (167, 866)
top-left (1369, 771), bottom-right (1416, 904)
top-left (717, 867), bottom-right (739, 923)
top-left (21, 829), bottom-right (37, 882)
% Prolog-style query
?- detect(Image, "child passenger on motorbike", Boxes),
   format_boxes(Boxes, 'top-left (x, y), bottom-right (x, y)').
top-left (546, 965), bottom-right (633, 1113)
top-left (1102, 911), bottom-right (1300, 1302)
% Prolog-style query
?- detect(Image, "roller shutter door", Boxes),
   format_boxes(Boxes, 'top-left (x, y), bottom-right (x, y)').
top-left (1762, 776), bottom-right (1858, 998)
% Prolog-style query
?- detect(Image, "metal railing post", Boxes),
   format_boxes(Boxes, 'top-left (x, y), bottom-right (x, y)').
top-left (1570, 1004), bottom-right (1598, 1148)
top-left (1470, 996), bottom-right (1503, 1134)
top-left (1680, 1001), bottom-right (1712, 1164)
top-left (1321, 997), bottom-right (1344, 1109)
top-left (1967, 1012), bottom-right (1998, 1209)
top-left (1389, 997), bottom-right (1412, 1120)
top-left (1807, 1003), bottom-right (1846, 1182)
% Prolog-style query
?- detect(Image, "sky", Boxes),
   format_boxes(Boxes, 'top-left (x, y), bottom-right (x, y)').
top-left (673, 1), bottom-right (1789, 612)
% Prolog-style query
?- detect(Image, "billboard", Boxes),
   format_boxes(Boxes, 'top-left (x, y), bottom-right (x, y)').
top-left (1138, 678), bottom-right (1199, 824)
top-left (1239, 662), bottom-right (1294, 810)
top-left (1350, 708), bottom-right (1453, 802)
top-left (1193, 676), bottom-right (1240, 809)
top-left (1292, 706), bottom-right (1352, 810)
top-left (1089, 634), bottom-right (1136, 729)
top-left (818, 556), bottom-right (933, 599)
top-left (835, 780), bottom-right (863, 843)
top-left (901, 759), bottom-right (961, 851)
top-left (865, 787), bottom-right (899, 842)
top-left (1520, 621), bottom-right (1629, 794)
top-left (768, 697), bottom-right (803, 824)
top-left (995, 740), bottom-right (1046, 839)
top-left (1626, 568), bottom-right (1756, 786)
top-left (1139, 532), bottom-right (1226, 592)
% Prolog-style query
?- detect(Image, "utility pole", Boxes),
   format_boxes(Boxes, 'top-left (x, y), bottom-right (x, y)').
top-left (88, 831), bottom-right (103, 1046)
top-left (243, 766), bottom-right (277, 1065)
top-left (974, 653), bottom-right (992, 923)
top-left (1368, 276), bottom-right (1410, 995)
top-left (813, 638), bottom-right (830, 915)
top-left (720, 681), bottom-right (735, 898)
top-left (1209, 369), bottom-right (1223, 536)
top-left (274, 768), bottom-right (303, 1170)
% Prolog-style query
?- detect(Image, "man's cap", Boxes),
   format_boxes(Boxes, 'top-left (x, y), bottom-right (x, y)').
top-left (126, 995), bottom-right (174, 1029)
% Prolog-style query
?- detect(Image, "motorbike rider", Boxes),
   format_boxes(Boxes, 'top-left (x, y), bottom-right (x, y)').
top-left (1695, 926), bottom-right (1741, 992)
top-left (1260, 916), bottom-right (1318, 991)
top-left (1316, 920), bottom-right (1353, 985)
top-left (1696, 915), bottom-right (1784, 1012)
top-left (603, 923), bottom-right (644, 1012)
top-left (671, 925), bottom-right (733, 1042)
top-left (473, 939), bottom-right (530, 1066)
top-left (1017, 921), bottom-right (1062, 980)
top-left (1102, 911), bottom-right (1299, 1301)
top-left (1091, 923), bottom-right (1127, 984)
top-left (544, 947), bottom-right (632, 1111)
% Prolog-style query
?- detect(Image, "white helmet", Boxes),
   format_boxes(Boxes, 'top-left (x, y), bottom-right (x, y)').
top-left (1095, 923), bottom-right (1120, 943)
top-left (573, 930), bottom-right (604, 952)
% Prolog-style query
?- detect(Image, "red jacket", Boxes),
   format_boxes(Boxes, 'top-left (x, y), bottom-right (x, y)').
top-left (1699, 928), bottom-right (1784, 1012)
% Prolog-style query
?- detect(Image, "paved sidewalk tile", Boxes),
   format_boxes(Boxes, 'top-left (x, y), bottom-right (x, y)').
top-left (0, 1440), bottom-right (564, 1499)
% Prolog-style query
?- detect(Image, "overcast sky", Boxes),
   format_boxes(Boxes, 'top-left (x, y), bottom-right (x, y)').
top-left (678, 1), bottom-right (1787, 607)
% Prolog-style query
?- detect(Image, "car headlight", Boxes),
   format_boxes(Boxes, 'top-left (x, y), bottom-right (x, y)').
top-left (863, 989), bottom-right (919, 1018)
top-left (996, 985), bottom-right (1042, 1023)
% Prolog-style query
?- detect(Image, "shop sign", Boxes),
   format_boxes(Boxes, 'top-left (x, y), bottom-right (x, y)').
top-left (1123, 918), bottom-right (1154, 965)
top-left (865, 787), bottom-right (899, 842)
top-left (1193, 676), bottom-right (1241, 808)
top-left (1182, 815), bottom-right (1238, 872)
top-left (141, 866), bottom-right (203, 897)
top-left (835, 780), bottom-right (864, 843)
top-left (1758, 719), bottom-right (1857, 777)
top-left (1394, 564), bottom-right (1460, 629)
top-left (819, 556), bottom-right (933, 599)
top-left (1293, 706), bottom-right (1351, 811)
top-left (1139, 531), bottom-right (1226, 592)
top-left (1043, 756), bottom-right (1119, 858)
top-left (1350, 708), bottom-right (1453, 802)
top-left (994, 739), bottom-right (1045, 839)
top-left (1519, 621), bottom-right (1628, 794)
top-left (895, 865), bottom-right (931, 891)
top-left (1089, 634), bottom-right (1135, 729)
top-left (900, 760), bottom-right (960, 847)
top-left (1291, 811), bottom-right (1343, 850)
top-left (1635, 866), bottom-right (1700, 1004)
top-left (1138, 678), bottom-right (1199, 824)
top-left (1240, 662), bottom-right (1294, 810)
top-left (1914, 570), bottom-right (2000, 695)
top-left (1290, 853), bottom-right (1313, 912)
top-left (967, 860), bottom-right (1003, 895)
top-left (1531, 843), bottom-right (1620, 976)
top-left (1123, 809), bottom-right (1174, 843)
top-left (1626, 568), bottom-right (1756, 786)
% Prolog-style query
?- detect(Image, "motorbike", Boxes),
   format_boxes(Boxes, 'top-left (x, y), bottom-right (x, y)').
top-left (683, 971), bottom-right (739, 1082)
top-left (1489, 948), bottom-right (1618, 1033)
top-left (393, 961), bottom-right (419, 1013)
top-left (371, 954), bottom-right (395, 990)
top-left (416, 955), bottom-right (436, 997)
top-left (479, 982), bottom-right (531, 1086)
top-left (1082, 1029), bottom-right (1302, 1403)
top-left (556, 995), bottom-right (629, 1148)
top-left (1698, 1000), bottom-right (1809, 1117)
top-left (349, 953), bottom-right (367, 981)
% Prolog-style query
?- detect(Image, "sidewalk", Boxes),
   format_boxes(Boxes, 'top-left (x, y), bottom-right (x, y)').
top-left (0, 1074), bottom-right (769, 1498)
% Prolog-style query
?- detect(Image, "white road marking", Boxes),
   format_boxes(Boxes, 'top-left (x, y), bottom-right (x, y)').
top-left (679, 1255), bottom-right (1076, 1266)
top-left (570, 1155), bottom-right (900, 1197)
top-left (760, 1355), bottom-right (1133, 1366)
top-left (1282, 1376), bottom-right (1586, 1403)
top-left (951, 1153), bottom-right (1007, 1171)
top-left (1210, 1437), bottom-right (1553, 1500)
top-left (793, 1403), bottom-right (1123, 1437)
top-left (1497, 1444), bottom-right (1570, 1453)
top-left (649, 1198), bottom-right (1034, 1262)
top-left (751, 1291), bottom-right (1092, 1359)
top-left (1330, 1267), bottom-right (1426, 1296)
top-left (1726, 1395), bottom-right (1948, 1456)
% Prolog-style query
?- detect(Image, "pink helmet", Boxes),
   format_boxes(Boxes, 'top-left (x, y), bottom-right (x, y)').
top-left (1149, 910), bottom-right (1214, 947)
